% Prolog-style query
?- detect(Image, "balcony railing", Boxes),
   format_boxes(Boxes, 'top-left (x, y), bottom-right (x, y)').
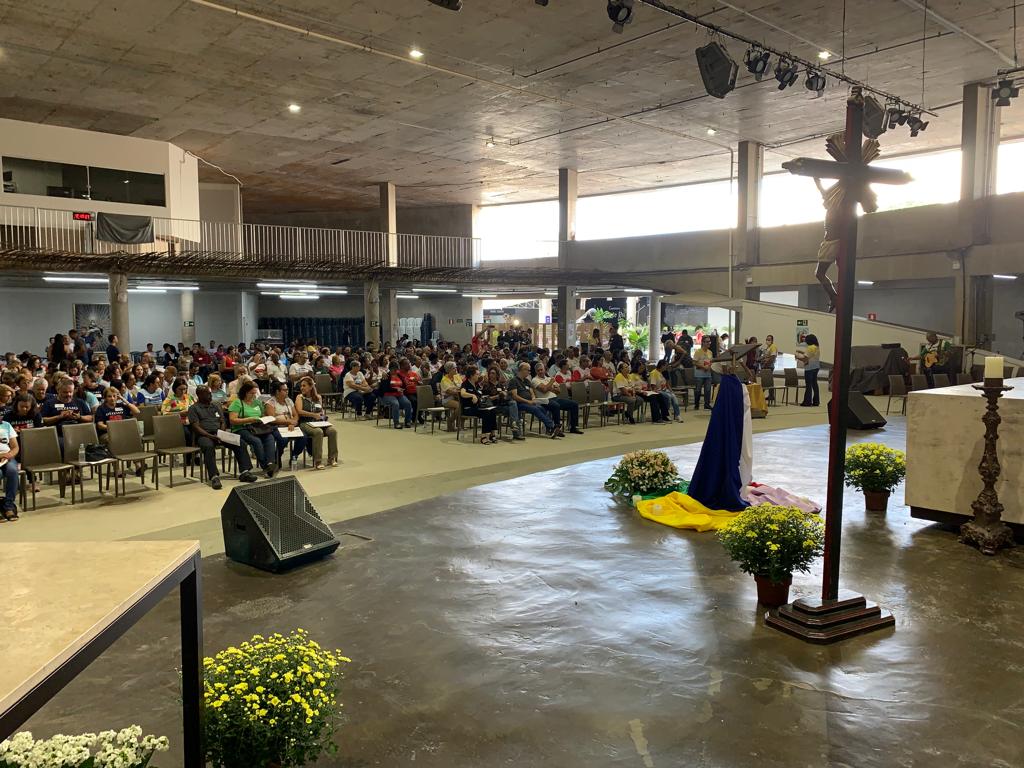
top-left (0, 204), bottom-right (483, 270)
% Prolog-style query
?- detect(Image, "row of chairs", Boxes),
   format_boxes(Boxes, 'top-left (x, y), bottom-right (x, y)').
top-left (6, 415), bottom-right (204, 511)
top-left (885, 372), bottom-right (972, 415)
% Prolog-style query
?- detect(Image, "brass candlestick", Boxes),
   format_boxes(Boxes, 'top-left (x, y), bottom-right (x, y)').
top-left (960, 378), bottom-right (1015, 555)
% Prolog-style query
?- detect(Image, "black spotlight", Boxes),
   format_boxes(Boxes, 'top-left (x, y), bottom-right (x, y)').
top-left (993, 78), bottom-right (1020, 107)
top-left (696, 41), bottom-right (738, 99)
top-left (607, 0), bottom-right (634, 33)
top-left (427, 0), bottom-right (462, 9)
top-left (774, 57), bottom-right (799, 90)
top-left (885, 103), bottom-right (902, 130)
top-left (804, 69), bottom-right (827, 98)
top-left (862, 95), bottom-right (888, 139)
top-left (744, 46), bottom-right (771, 81)
top-left (907, 113), bottom-right (929, 137)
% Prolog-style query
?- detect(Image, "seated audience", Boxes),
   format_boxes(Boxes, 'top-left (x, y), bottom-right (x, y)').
top-left (511, 362), bottom-right (560, 438)
top-left (265, 380), bottom-right (304, 468)
top-left (611, 362), bottom-right (639, 424)
top-left (482, 366), bottom-right (521, 440)
top-left (0, 415), bottom-right (20, 520)
top-left (460, 367), bottom-right (498, 443)
top-left (342, 360), bottom-right (376, 418)
top-left (378, 361), bottom-right (413, 429)
top-left (227, 380), bottom-right (277, 479)
top-left (187, 385), bottom-right (235, 489)
top-left (295, 376), bottom-right (339, 469)
top-left (137, 373), bottom-right (166, 406)
top-left (41, 378), bottom-right (94, 448)
top-left (531, 361), bottom-right (582, 434)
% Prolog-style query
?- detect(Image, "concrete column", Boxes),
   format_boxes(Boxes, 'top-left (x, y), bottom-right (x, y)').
top-left (363, 279), bottom-right (381, 349)
top-left (736, 140), bottom-right (763, 267)
top-left (180, 290), bottom-right (196, 346)
top-left (381, 287), bottom-right (398, 346)
top-left (647, 294), bottom-right (662, 362)
top-left (556, 285), bottom-right (575, 349)
top-left (109, 271), bottom-right (130, 353)
top-left (380, 182), bottom-right (398, 267)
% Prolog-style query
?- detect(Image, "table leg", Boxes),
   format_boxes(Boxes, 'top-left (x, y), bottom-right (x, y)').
top-left (180, 557), bottom-right (203, 768)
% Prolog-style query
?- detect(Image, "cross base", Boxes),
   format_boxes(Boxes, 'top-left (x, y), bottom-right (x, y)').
top-left (764, 589), bottom-right (895, 644)
top-left (960, 519), bottom-right (1014, 556)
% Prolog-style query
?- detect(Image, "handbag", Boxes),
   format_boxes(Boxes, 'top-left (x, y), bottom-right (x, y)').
top-left (248, 424), bottom-right (275, 436)
top-left (84, 443), bottom-right (113, 462)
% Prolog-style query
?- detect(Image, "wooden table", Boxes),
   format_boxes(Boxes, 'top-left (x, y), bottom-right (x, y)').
top-left (0, 541), bottom-right (203, 766)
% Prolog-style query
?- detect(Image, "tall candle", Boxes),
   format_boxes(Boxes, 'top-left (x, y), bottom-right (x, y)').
top-left (984, 355), bottom-right (1004, 379)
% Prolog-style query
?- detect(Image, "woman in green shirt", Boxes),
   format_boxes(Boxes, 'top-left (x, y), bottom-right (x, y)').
top-left (227, 381), bottom-right (278, 479)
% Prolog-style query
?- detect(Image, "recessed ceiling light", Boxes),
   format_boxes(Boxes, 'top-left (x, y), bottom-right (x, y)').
top-left (817, 50), bottom-right (832, 60)
top-left (287, 103), bottom-right (301, 114)
top-left (409, 48), bottom-right (424, 59)
top-left (993, 274), bottom-right (1018, 280)
top-left (706, 127), bottom-right (717, 136)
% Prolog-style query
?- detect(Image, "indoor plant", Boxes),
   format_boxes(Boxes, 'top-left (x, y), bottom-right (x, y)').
top-left (0, 726), bottom-right (169, 768)
top-left (605, 449), bottom-right (682, 498)
top-left (203, 628), bottom-right (350, 768)
top-left (844, 443), bottom-right (906, 511)
top-left (718, 505), bottom-right (825, 607)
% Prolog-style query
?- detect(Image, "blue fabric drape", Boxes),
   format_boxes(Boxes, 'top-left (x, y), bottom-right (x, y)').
top-left (687, 374), bottom-right (749, 511)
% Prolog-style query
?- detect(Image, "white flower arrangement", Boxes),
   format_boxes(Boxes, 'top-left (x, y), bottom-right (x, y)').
top-left (0, 726), bottom-right (169, 768)
top-left (605, 449), bottom-right (682, 497)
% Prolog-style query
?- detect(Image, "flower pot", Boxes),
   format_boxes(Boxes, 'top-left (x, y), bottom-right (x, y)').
top-left (864, 489), bottom-right (890, 512)
top-left (754, 573), bottom-right (792, 607)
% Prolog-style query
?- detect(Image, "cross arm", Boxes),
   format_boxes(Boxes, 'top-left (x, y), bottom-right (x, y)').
top-left (782, 158), bottom-right (912, 185)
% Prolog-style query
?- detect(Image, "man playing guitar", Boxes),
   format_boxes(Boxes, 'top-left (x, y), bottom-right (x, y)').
top-left (909, 331), bottom-right (951, 388)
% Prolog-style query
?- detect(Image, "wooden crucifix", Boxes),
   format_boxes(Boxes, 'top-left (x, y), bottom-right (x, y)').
top-left (765, 88), bottom-right (911, 644)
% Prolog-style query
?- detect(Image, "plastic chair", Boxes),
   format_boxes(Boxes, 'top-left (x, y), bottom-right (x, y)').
top-left (570, 381), bottom-right (591, 428)
top-left (932, 373), bottom-right (951, 388)
top-left (886, 375), bottom-right (908, 415)
top-left (783, 368), bottom-right (802, 405)
top-left (152, 414), bottom-right (203, 488)
top-left (910, 374), bottom-right (929, 391)
top-left (956, 372), bottom-right (973, 386)
top-left (315, 374), bottom-right (343, 412)
top-left (414, 385), bottom-right (445, 433)
top-left (106, 418), bottom-right (159, 495)
top-left (62, 422), bottom-right (117, 500)
top-left (138, 404), bottom-right (159, 448)
top-left (759, 369), bottom-right (784, 406)
top-left (19, 426), bottom-right (75, 509)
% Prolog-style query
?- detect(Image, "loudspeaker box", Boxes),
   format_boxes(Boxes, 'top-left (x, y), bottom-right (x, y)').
top-left (221, 476), bottom-right (339, 572)
top-left (830, 391), bottom-right (887, 430)
top-left (695, 42), bottom-right (738, 99)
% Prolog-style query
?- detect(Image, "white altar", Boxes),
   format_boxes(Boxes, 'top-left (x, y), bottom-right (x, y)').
top-left (907, 378), bottom-right (1024, 525)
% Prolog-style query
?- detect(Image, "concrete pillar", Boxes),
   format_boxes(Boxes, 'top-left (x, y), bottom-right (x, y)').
top-left (363, 279), bottom-right (381, 349)
top-left (109, 271), bottom-right (129, 353)
top-left (557, 285), bottom-right (575, 349)
top-left (736, 140), bottom-right (763, 267)
top-left (180, 290), bottom-right (196, 346)
top-left (380, 182), bottom-right (398, 267)
top-left (647, 294), bottom-right (662, 362)
top-left (381, 288), bottom-right (398, 346)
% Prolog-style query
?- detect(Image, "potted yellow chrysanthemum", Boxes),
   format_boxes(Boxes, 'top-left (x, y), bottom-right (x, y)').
top-left (718, 505), bottom-right (825, 607)
top-left (202, 629), bottom-right (350, 768)
top-left (844, 443), bottom-right (906, 511)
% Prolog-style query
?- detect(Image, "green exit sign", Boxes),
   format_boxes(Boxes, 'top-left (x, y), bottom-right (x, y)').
top-left (183, 321), bottom-right (195, 327)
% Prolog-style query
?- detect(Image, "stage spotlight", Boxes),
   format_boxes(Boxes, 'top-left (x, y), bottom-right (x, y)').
top-left (774, 57), bottom-right (799, 90)
top-left (993, 78), bottom-right (1020, 107)
top-left (885, 103), bottom-right (903, 130)
top-left (804, 69), bottom-right (826, 98)
top-left (907, 113), bottom-right (929, 137)
top-left (607, 0), bottom-right (634, 33)
top-left (427, 0), bottom-right (462, 10)
top-left (862, 95), bottom-right (888, 139)
top-left (744, 46), bottom-right (771, 81)
top-left (696, 41), bottom-right (738, 99)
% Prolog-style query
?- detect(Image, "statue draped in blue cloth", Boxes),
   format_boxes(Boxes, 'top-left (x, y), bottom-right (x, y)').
top-left (687, 374), bottom-right (750, 511)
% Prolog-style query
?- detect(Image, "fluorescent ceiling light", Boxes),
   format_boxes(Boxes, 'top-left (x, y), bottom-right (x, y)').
top-left (544, 291), bottom-right (558, 296)
top-left (257, 282), bottom-right (317, 290)
top-left (624, 288), bottom-right (652, 293)
top-left (315, 288), bottom-right (348, 295)
top-left (397, 294), bottom-right (419, 299)
top-left (412, 287), bottom-right (457, 293)
top-left (129, 288), bottom-right (166, 294)
top-left (43, 276), bottom-right (108, 284)
top-left (857, 280), bottom-right (874, 286)
top-left (281, 293), bottom-right (319, 300)
top-left (993, 274), bottom-right (1018, 280)
top-left (409, 48), bottom-right (424, 59)
top-left (463, 293), bottom-right (497, 298)
top-left (138, 284), bottom-right (199, 291)
top-left (288, 103), bottom-right (301, 113)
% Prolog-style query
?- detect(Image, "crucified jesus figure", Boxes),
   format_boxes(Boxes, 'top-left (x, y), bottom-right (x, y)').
top-left (813, 177), bottom-right (841, 313)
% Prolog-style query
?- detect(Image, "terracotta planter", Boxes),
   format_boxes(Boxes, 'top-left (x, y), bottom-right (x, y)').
top-left (864, 489), bottom-right (891, 512)
top-left (754, 573), bottom-right (792, 607)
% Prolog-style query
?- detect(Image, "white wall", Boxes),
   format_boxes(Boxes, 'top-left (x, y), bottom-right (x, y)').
top-left (0, 118), bottom-right (199, 220)
top-left (199, 182), bottom-right (242, 223)
top-left (994, 279), bottom-right (1024, 357)
top-left (0, 288), bottom-right (246, 355)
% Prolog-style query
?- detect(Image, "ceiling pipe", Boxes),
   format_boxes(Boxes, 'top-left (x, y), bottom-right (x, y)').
top-left (897, 0), bottom-right (1015, 67)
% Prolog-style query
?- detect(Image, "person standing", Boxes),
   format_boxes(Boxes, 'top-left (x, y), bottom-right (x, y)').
top-left (692, 336), bottom-right (714, 410)
top-left (796, 334), bottom-right (821, 407)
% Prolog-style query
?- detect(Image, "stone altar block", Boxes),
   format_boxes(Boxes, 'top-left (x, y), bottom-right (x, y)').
top-left (907, 378), bottom-right (1024, 526)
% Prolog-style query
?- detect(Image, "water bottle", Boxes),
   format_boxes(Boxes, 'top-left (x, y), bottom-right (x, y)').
top-left (78, 443), bottom-right (86, 463)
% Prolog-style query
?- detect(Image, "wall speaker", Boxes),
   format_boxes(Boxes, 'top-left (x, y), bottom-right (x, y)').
top-left (830, 391), bottom-right (887, 430)
top-left (221, 477), bottom-right (339, 572)
top-left (695, 42), bottom-right (738, 99)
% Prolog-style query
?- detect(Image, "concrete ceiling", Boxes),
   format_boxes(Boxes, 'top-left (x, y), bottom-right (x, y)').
top-left (1, 0), bottom-right (1022, 214)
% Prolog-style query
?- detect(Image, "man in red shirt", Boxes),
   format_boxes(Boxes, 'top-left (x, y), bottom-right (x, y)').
top-left (397, 358), bottom-right (423, 423)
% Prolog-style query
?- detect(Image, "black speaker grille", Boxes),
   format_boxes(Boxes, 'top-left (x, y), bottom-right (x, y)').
top-left (235, 479), bottom-right (336, 556)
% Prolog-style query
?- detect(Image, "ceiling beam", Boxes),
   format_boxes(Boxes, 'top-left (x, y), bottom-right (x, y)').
top-left (898, 0), bottom-right (1015, 68)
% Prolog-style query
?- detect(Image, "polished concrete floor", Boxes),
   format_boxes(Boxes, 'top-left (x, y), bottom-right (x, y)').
top-left (20, 421), bottom-right (1024, 768)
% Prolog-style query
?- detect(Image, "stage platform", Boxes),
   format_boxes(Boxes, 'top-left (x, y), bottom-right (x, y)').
top-left (17, 423), bottom-right (1024, 768)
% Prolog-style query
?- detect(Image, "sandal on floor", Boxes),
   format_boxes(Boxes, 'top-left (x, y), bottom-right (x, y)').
top-left (1, 509), bottom-right (17, 522)
top-left (313, 463), bottom-right (325, 471)
top-left (328, 459), bottom-right (339, 467)
top-left (479, 437), bottom-right (491, 445)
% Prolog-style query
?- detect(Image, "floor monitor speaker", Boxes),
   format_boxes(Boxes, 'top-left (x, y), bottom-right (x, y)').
top-left (831, 391), bottom-right (887, 430)
top-left (221, 476), bottom-right (339, 572)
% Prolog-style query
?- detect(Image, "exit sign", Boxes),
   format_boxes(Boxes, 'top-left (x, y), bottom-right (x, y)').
top-left (183, 320), bottom-right (195, 327)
